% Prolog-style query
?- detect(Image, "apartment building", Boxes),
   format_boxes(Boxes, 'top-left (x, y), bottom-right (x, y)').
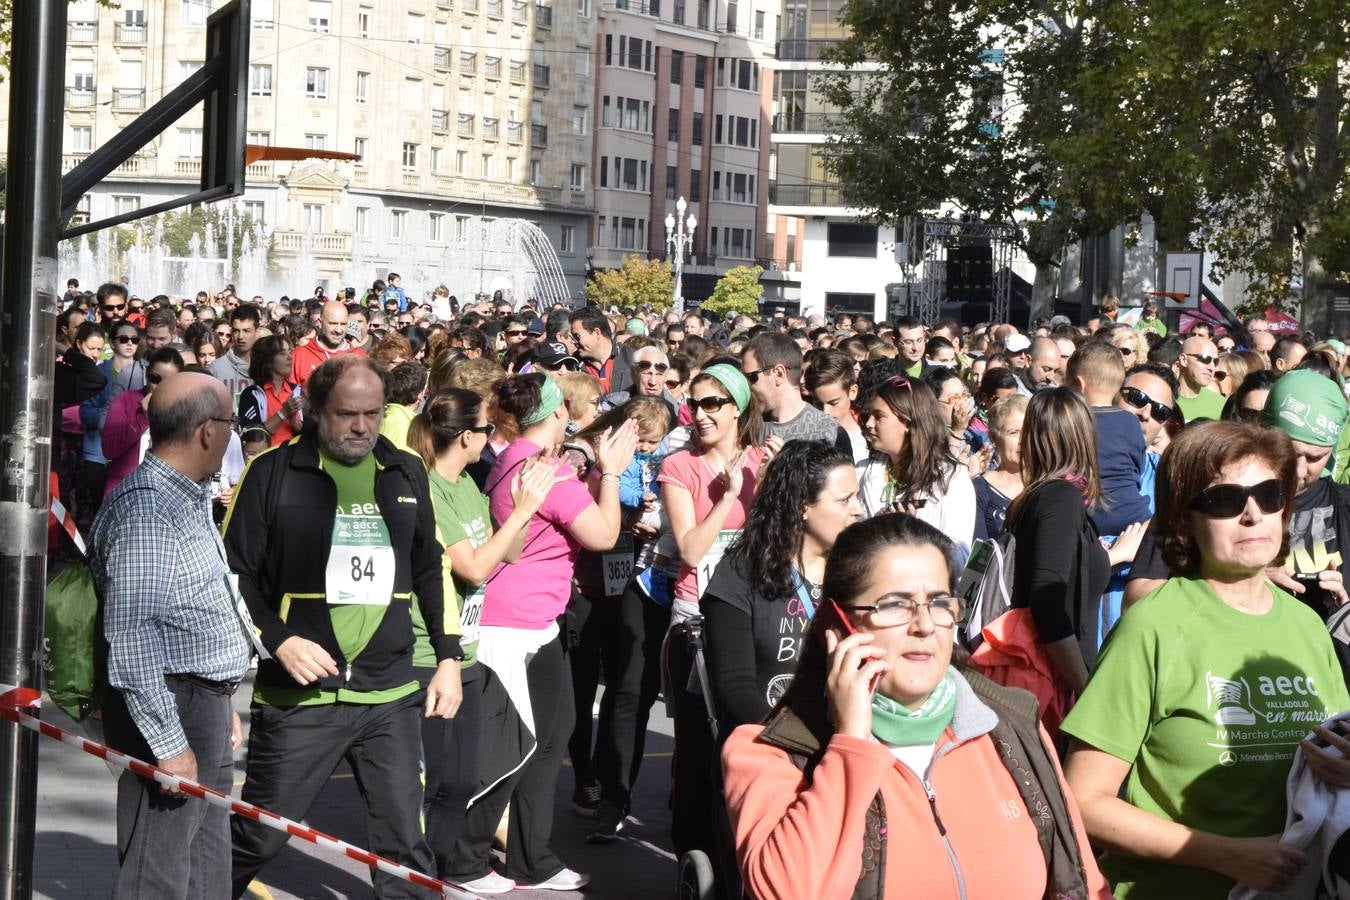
top-left (591, 0), bottom-right (775, 302)
top-left (23, 0), bottom-right (596, 297)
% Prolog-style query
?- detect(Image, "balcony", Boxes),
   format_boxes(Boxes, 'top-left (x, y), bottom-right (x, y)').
top-left (512, 0), bottom-right (529, 19)
top-left (114, 23), bottom-right (147, 46)
top-left (462, 0), bottom-right (478, 10)
top-left (403, 173), bottom-right (422, 189)
top-left (65, 88), bottom-right (95, 109)
top-left (530, 124), bottom-right (548, 146)
top-left (507, 121), bottom-right (523, 143)
top-left (175, 159), bottom-right (202, 177)
top-left (509, 61), bottom-right (526, 83)
top-left (432, 109), bottom-right (449, 131)
top-left (532, 64), bottom-right (550, 88)
top-left (486, 0), bottom-right (503, 16)
top-left (246, 161), bottom-right (274, 179)
top-left (62, 154), bottom-right (89, 173)
top-left (112, 88), bottom-right (146, 111)
top-left (460, 52), bottom-right (478, 75)
top-left (483, 117), bottom-right (500, 140)
top-left (437, 0), bottom-right (453, 7)
top-left (458, 113), bottom-right (476, 136)
top-left (352, 169), bottom-right (369, 186)
top-left (434, 46), bottom-right (452, 71)
top-left (274, 229), bottom-right (352, 255)
top-left (773, 111), bottom-right (848, 134)
top-left (485, 57), bottom-right (501, 79)
top-left (768, 182), bottom-right (851, 208)
top-left (536, 3), bottom-right (553, 27)
top-left (68, 21), bottom-right (97, 43)
top-left (774, 38), bottom-right (838, 61)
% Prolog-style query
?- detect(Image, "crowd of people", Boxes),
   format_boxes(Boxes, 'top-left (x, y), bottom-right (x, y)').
top-left (54, 272), bottom-right (1350, 899)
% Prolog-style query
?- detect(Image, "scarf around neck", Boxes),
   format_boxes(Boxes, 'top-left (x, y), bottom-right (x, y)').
top-left (870, 671), bottom-right (957, 747)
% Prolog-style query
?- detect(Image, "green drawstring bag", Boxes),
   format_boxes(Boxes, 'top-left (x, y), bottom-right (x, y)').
top-left (43, 561), bottom-right (106, 721)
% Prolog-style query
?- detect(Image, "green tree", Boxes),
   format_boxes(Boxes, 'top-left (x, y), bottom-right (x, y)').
top-left (702, 265), bottom-right (764, 319)
top-left (584, 255), bottom-right (674, 310)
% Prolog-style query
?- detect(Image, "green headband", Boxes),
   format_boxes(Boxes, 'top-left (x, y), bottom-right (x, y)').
top-left (1260, 370), bottom-right (1348, 447)
top-left (702, 363), bottom-right (751, 411)
top-left (519, 374), bottom-right (565, 427)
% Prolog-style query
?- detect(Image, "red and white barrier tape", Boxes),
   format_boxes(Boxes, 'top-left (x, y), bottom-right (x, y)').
top-left (0, 686), bottom-right (479, 899)
top-left (49, 498), bottom-right (87, 556)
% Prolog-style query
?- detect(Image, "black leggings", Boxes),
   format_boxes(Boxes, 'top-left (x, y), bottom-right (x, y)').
top-left (419, 664), bottom-right (483, 878)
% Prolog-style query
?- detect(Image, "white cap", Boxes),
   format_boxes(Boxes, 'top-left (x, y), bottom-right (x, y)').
top-left (1005, 334), bottom-right (1031, 353)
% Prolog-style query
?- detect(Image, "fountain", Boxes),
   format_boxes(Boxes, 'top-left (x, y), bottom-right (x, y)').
top-left (434, 217), bottom-right (573, 309)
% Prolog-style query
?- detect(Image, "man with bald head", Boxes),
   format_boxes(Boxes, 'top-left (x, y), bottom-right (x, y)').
top-left (291, 299), bottom-right (367, 385)
top-left (92, 372), bottom-right (255, 897)
top-left (1028, 336), bottom-right (1061, 389)
top-left (1175, 334), bottom-right (1226, 421)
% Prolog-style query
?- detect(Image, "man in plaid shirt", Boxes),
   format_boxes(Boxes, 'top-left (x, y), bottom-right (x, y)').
top-left (91, 371), bottom-right (254, 900)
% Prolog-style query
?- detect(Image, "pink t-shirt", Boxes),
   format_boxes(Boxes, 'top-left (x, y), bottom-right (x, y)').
top-left (658, 445), bottom-right (766, 603)
top-left (484, 438), bottom-right (594, 630)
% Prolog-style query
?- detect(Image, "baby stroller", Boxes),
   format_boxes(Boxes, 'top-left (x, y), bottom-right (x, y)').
top-left (668, 616), bottom-right (743, 900)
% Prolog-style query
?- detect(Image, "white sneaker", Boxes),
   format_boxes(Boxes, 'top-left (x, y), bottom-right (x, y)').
top-left (452, 871), bottom-right (516, 895)
top-left (524, 868), bottom-right (592, 891)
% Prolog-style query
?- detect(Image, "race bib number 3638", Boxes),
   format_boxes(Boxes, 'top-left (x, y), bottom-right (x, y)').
top-left (326, 513), bottom-right (396, 605)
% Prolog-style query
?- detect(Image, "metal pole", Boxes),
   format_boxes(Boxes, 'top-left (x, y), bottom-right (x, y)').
top-left (0, 2), bottom-right (66, 897)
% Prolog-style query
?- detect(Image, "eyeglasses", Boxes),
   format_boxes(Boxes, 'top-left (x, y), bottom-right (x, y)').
top-left (1119, 386), bottom-right (1173, 424)
top-left (636, 361), bottom-right (669, 374)
top-left (840, 594), bottom-right (964, 629)
top-left (1189, 478), bottom-right (1284, 518)
top-left (742, 365), bottom-right (772, 383)
top-left (941, 390), bottom-right (971, 406)
top-left (687, 395), bottom-right (737, 414)
top-left (1186, 353), bottom-right (1218, 366)
top-left (207, 415), bottom-right (238, 428)
top-left (114, 334), bottom-right (139, 345)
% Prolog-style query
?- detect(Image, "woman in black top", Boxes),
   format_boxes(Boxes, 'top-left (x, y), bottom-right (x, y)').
top-left (1007, 388), bottom-right (1139, 698)
top-left (703, 440), bottom-right (862, 732)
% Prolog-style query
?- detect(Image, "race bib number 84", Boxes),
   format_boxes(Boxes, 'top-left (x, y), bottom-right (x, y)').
top-left (326, 513), bottom-right (396, 606)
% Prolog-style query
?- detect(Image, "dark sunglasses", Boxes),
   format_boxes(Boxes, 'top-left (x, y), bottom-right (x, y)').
top-left (1232, 407), bottom-right (1262, 423)
top-left (1189, 478), bottom-right (1284, 518)
top-left (147, 371), bottom-right (164, 385)
top-left (687, 395), bottom-right (737, 414)
top-left (1214, 370), bottom-right (1229, 381)
top-left (102, 303), bottom-right (126, 312)
top-left (742, 365), bottom-right (772, 383)
top-left (665, 378), bottom-right (682, 388)
top-left (636, 361), bottom-right (669, 374)
top-left (505, 329), bottom-right (528, 337)
top-left (369, 325), bottom-right (387, 334)
top-left (458, 423), bottom-right (495, 438)
top-left (114, 334), bottom-right (139, 344)
top-left (544, 359), bottom-right (579, 372)
top-left (1119, 386), bottom-right (1173, 424)
top-left (1187, 353), bottom-right (1218, 366)
top-left (129, 304), bottom-right (145, 312)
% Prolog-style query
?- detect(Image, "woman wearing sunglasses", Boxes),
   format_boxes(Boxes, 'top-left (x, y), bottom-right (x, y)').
top-left (100, 347), bottom-right (184, 497)
top-left (406, 387), bottom-right (560, 884)
top-left (1214, 352), bottom-right (1249, 397)
top-left (77, 320), bottom-right (142, 525)
top-left (723, 513), bottom-right (1110, 900)
top-left (1063, 422), bottom-right (1350, 899)
top-left (856, 375), bottom-right (977, 558)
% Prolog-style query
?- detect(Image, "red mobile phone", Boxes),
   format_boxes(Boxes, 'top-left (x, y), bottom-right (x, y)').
top-left (825, 600), bottom-right (882, 692)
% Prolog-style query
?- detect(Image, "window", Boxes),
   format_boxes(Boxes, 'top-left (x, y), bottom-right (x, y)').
top-left (252, 0), bottom-right (275, 29)
top-left (407, 13), bottom-right (424, 43)
top-left (431, 147), bottom-right (444, 173)
top-left (670, 49), bottom-right (683, 84)
top-left (712, 170), bottom-right (721, 200)
top-left (247, 130), bottom-right (271, 146)
top-left (355, 207), bottom-right (369, 237)
top-left (307, 0), bottom-right (331, 33)
top-left (178, 127), bottom-right (202, 158)
top-left (404, 78), bottom-right (422, 111)
top-left (355, 71), bottom-right (369, 103)
top-left (725, 0), bottom-right (737, 31)
top-left (577, 51), bottom-right (589, 78)
top-left (694, 55), bottom-right (706, 89)
top-left (304, 133), bottom-right (327, 150)
top-left (249, 64), bottom-right (272, 96)
top-left (112, 195), bottom-right (140, 216)
top-left (243, 200), bottom-right (265, 224)
top-left (302, 204), bottom-right (324, 232)
top-left (732, 172), bottom-right (748, 203)
top-left (481, 154), bottom-right (491, 178)
top-left (456, 215), bottom-right (470, 243)
top-left (180, 60), bottom-right (203, 78)
top-left (305, 67), bottom-right (329, 98)
top-left (70, 60), bottom-right (94, 91)
top-left (561, 225), bottom-right (575, 253)
top-left (735, 116), bottom-right (749, 146)
top-left (506, 157), bottom-right (517, 179)
top-left (619, 217), bottom-right (637, 249)
top-left (572, 106), bottom-right (588, 136)
top-left (688, 169), bottom-right (701, 201)
top-left (599, 155), bottom-right (608, 187)
top-left (754, 10), bottom-right (764, 39)
top-left (827, 223), bottom-right (879, 258)
top-left (604, 35), bottom-right (612, 66)
top-left (390, 210), bottom-right (407, 239)
top-left (601, 96), bottom-right (610, 127)
top-left (430, 213), bottom-right (445, 242)
top-left (622, 158), bottom-right (639, 190)
top-left (181, 0), bottom-right (208, 27)
top-left (529, 159), bottom-right (542, 184)
top-left (357, 7), bottom-right (371, 37)
top-left (714, 114), bottom-right (723, 144)
top-left (578, 0), bottom-right (590, 15)
top-left (402, 142), bottom-right (420, 171)
top-left (666, 165), bottom-right (677, 200)
top-left (353, 136), bottom-right (368, 165)
top-left (570, 163), bottom-right (585, 190)
top-left (692, 113), bottom-right (703, 145)
top-left (668, 109), bottom-right (679, 142)
top-left (456, 150), bottom-right (467, 175)
top-left (69, 125), bottom-right (93, 153)
top-left (598, 218), bottom-right (607, 247)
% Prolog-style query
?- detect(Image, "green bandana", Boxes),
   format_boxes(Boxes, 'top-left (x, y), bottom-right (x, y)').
top-left (518, 374), bottom-right (564, 427)
top-left (626, 317), bottom-right (648, 336)
top-left (702, 363), bottom-right (750, 411)
top-left (870, 671), bottom-right (957, 746)
top-left (1260, 370), bottom-right (1348, 447)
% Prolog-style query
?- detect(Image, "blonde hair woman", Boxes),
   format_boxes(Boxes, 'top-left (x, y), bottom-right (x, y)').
top-left (1109, 326), bottom-right (1149, 370)
top-left (1214, 352), bottom-right (1249, 397)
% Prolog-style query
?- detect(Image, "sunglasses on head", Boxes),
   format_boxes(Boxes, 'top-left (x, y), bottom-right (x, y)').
top-left (1187, 353), bottom-right (1218, 366)
top-left (636, 361), bottom-right (669, 374)
top-left (687, 395), bottom-right (737, 414)
top-left (1189, 478), bottom-right (1284, 518)
top-left (885, 374), bottom-right (913, 393)
top-left (1120, 386), bottom-right (1173, 423)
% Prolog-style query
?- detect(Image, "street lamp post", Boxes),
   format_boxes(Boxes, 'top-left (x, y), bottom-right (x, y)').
top-left (665, 196), bottom-right (697, 317)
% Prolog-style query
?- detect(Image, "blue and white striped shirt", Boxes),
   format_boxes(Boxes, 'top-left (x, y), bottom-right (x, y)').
top-left (91, 454), bottom-right (252, 759)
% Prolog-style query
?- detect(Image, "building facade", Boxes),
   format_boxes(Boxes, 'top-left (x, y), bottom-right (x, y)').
top-left (16, 0), bottom-right (597, 300)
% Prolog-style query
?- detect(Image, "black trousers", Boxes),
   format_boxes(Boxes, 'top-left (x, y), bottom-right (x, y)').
top-left (667, 624), bottom-right (720, 859)
top-left (103, 677), bottom-right (235, 900)
top-left (229, 691), bottom-right (438, 900)
top-left (420, 664), bottom-right (483, 879)
top-left (566, 590), bottom-right (612, 789)
top-left (446, 633), bottom-right (575, 886)
top-left (593, 582), bottom-right (668, 812)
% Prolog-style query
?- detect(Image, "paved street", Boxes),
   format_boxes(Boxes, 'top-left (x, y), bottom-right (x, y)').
top-left (34, 679), bottom-right (680, 899)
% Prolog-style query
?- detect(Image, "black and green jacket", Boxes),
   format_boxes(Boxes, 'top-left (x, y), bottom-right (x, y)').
top-left (221, 429), bottom-right (460, 696)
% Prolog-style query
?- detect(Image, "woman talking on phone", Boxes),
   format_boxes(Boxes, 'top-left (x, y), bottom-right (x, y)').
top-left (722, 514), bottom-right (1110, 900)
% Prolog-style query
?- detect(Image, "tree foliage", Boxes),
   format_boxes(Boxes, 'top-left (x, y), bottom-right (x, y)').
top-left (584, 256), bottom-right (674, 311)
top-left (701, 266), bottom-right (764, 318)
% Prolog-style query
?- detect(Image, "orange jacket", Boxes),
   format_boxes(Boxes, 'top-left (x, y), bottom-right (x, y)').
top-left (722, 684), bottom-right (1113, 899)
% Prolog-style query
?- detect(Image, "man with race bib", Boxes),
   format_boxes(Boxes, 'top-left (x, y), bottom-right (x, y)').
top-left (222, 355), bottom-right (463, 900)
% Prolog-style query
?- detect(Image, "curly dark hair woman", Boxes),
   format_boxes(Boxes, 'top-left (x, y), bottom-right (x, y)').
top-left (702, 440), bottom-right (860, 731)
